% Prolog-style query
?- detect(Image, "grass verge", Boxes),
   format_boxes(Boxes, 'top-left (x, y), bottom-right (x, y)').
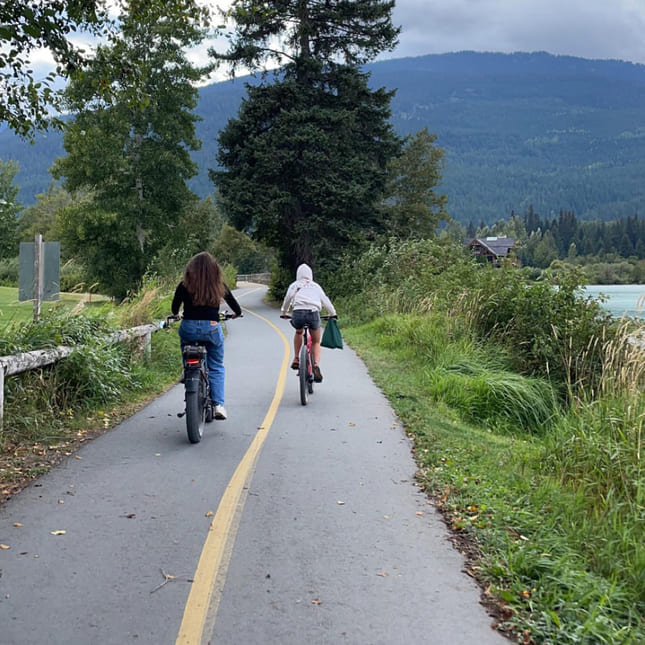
top-left (0, 326), bottom-right (181, 502)
top-left (0, 280), bottom-right (182, 503)
top-left (343, 320), bottom-right (643, 645)
top-left (0, 286), bottom-right (110, 328)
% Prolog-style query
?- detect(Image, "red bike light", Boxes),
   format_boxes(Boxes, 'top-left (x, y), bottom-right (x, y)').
top-left (186, 359), bottom-right (200, 365)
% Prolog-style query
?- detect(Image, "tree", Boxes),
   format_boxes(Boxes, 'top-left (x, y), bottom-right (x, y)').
top-left (211, 223), bottom-right (272, 273)
top-left (380, 128), bottom-right (448, 239)
top-left (533, 230), bottom-right (559, 268)
top-left (52, 0), bottom-right (212, 298)
top-left (150, 197), bottom-right (225, 277)
top-left (215, 0), bottom-right (399, 73)
top-left (0, 159), bottom-right (22, 259)
top-left (0, 1), bottom-right (109, 137)
top-left (17, 183), bottom-right (76, 243)
top-left (215, 68), bottom-right (400, 272)
top-left (213, 0), bottom-right (401, 277)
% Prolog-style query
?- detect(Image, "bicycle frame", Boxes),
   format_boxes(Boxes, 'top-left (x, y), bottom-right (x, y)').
top-left (162, 311), bottom-right (239, 442)
top-left (281, 313), bottom-right (333, 405)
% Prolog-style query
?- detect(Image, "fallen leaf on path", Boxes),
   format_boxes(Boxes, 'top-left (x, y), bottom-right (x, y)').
top-left (205, 511), bottom-right (214, 517)
top-left (75, 456), bottom-right (82, 460)
top-left (311, 598), bottom-right (322, 605)
top-left (376, 572), bottom-right (389, 577)
top-left (13, 523), bottom-right (22, 527)
top-left (0, 544), bottom-right (10, 550)
top-left (337, 501), bottom-right (345, 505)
top-left (416, 511), bottom-right (424, 516)
top-left (50, 530), bottom-right (66, 536)
top-left (348, 422), bottom-right (356, 427)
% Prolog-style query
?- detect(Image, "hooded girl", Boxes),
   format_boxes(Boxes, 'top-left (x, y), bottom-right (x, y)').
top-left (281, 264), bottom-right (337, 382)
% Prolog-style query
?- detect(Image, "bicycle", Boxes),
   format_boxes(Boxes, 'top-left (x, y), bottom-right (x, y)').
top-left (281, 314), bottom-right (332, 406)
top-left (162, 311), bottom-right (240, 443)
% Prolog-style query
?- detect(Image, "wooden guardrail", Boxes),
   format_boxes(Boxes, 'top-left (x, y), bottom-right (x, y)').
top-left (0, 323), bottom-right (158, 428)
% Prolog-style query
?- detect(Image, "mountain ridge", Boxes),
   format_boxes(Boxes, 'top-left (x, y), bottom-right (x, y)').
top-left (3, 51), bottom-right (645, 224)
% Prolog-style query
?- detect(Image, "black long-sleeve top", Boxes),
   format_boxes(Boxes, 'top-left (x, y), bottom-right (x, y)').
top-left (171, 282), bottom-right (242, 320)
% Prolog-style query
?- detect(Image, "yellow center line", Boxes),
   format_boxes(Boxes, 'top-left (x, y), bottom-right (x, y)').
top-left (175, 305), bottom-right (290, 645)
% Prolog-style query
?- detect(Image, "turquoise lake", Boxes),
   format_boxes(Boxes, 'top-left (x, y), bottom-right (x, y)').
top-left (584, 285), bottom-right (645, 319)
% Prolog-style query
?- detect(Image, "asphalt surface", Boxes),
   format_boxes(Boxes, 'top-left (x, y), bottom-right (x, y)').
top-left (0, 284), bottom-right (507, 645)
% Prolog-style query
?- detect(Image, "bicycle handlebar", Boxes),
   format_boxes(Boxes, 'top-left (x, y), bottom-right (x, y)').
top-left (160, 311), bottom-right (242, 328)
top-left (280, 314), bottom-right (337, 320)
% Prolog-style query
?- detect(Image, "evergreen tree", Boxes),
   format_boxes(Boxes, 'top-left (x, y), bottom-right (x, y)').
top-left (52, 0), bottom-right (211, 298)
top-left (215, 68), bottom-right (400, 271)
top-left (212, 0), bottom-right (401, 276)
top-left (381, 128), bottom-right (448, 239)
top-left (523, 205), bottom-right (541, 235)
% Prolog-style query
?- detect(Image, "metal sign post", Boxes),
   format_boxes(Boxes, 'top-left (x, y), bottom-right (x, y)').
top-left (33, 234), bottom-right (43, 321)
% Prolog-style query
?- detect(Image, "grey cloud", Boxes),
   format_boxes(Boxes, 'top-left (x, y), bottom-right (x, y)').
top-left (387, 0), bottom-right (645, 63)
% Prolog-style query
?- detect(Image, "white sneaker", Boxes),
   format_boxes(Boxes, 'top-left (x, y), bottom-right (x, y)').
top-left (214, 404), bottom-right (227, 420)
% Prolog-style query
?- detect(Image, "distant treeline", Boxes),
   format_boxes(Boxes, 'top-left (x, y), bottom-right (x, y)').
top-left (470, 209), bottom-right (645, 264)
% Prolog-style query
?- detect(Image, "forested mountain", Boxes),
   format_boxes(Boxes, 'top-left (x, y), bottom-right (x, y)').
top-left (3, 51), bottom-right (645, 224)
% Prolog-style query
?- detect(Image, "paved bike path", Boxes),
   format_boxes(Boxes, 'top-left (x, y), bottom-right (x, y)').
top-left (0, 285), bottom-right (506, 644)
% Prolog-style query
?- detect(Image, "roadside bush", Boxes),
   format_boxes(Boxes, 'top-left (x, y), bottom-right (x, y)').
top-left (334, 239), bottom-right (617, 400)
top-left (0, 281), bottom-right (181, 449)
top-left (0, 307), bottom-right (116, 355)
top-left (59, 259), bottom-right (92, 293)
top-left (463, 266), bottom-right (617, 396)
top-left (56, 343), bottom-right (140, 407)
top-left (0, 257), bottom-right (18, 286)
top-left (354, 313), bottom-right (558, 434)
top-left (331, 237), bottom-right (476, 324)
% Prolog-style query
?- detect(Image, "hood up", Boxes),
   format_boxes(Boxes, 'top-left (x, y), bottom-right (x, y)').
top-left (296, 263), bottom-right (313, 282)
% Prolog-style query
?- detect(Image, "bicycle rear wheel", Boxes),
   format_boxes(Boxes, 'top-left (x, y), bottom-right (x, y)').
top-left (299, 342), bottom-right (309, 405)
top-left (185, 375), bottom-right (206, 443)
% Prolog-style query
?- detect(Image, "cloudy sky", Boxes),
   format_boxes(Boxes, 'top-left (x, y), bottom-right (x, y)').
top-left (26, 0), bottom-right (645, 82)
top-left (385, 0), bottom-right (645, 65)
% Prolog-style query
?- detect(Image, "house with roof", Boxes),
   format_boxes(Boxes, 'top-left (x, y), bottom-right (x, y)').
top-left (467, 236), bottom-right (518, 266)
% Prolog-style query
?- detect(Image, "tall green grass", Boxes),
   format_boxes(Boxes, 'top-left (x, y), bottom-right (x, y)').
top-left (0, 280), bottom-right (180, 452)
top-left (334, 237), bottom-right (644, 643)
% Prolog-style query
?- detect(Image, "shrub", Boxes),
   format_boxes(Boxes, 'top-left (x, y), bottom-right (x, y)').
top-left (0, 257), bottom-right (19, 287)
top-left (59, 259), bottom-right (92, 293)
top-left (463, 266), bottom-right (617, 396)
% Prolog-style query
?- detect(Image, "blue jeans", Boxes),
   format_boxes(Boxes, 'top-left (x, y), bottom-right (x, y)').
top-left (178, 319), bottom-right (225, 405)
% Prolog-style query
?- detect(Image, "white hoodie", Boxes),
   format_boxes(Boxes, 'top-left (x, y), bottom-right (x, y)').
top-left (281, 264), bottom-right (337, 316)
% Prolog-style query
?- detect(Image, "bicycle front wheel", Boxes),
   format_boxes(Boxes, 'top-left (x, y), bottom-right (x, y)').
top-left (299, 342), bottom-right (309, 405)
top-left (307, 346), bottom-right (314, 394)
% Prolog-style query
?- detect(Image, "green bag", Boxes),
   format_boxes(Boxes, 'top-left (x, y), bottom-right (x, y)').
top-left (321, 317), bottom-right (343, 349)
